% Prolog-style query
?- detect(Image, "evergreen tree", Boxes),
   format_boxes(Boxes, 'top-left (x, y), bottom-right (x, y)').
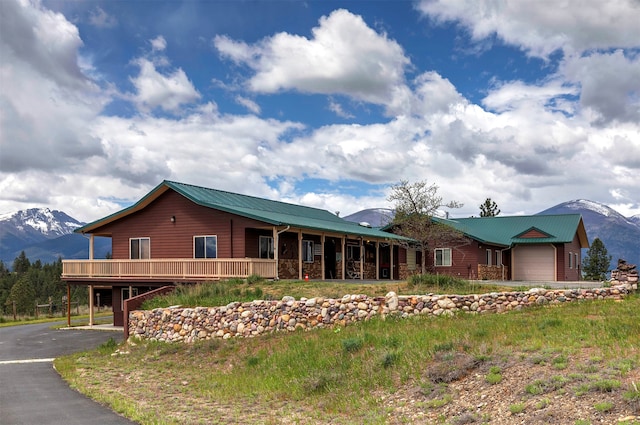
top-left (479, 198), bottom-right (501, 217)
top-left (13, 251), bottom-right (31, 275)
top-left (582, 238), bottom-right (612, 281)
top-left (7, 274), bottom-right (36, 315)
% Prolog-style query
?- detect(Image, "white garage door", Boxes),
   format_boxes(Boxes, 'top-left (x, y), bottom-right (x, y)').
top-left (513, 245), bottom-right (555, 281)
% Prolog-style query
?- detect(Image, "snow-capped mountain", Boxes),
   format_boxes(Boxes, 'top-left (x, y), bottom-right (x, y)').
top-left (0, 208), bottom-right (83, 241)
top-left (343, 208), bottom-right (395, 228)
top-left (0, 208), bottom-right (110, 266)
top-left (537, 199), bottom-right (640, 270)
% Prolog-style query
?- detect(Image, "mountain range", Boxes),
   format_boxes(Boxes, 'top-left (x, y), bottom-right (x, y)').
top-left (1, 201), bottom-right (638, 272)
top-left (0, 208), bottom-right (111, 267)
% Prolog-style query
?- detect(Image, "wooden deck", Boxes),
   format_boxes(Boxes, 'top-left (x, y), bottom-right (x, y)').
top-left (62, 258), bottom-right (277, 281)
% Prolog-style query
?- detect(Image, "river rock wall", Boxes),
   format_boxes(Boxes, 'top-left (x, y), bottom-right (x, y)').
top-left (128, 285), bottom-right (633, 343)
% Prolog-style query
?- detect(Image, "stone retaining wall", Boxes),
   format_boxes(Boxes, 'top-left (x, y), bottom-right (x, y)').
top-left (128, 284), bottom-right (635, 344)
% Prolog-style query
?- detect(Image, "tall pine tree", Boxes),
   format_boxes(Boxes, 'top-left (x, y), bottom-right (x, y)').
top-left (582, 238), bottom-right (611, 281)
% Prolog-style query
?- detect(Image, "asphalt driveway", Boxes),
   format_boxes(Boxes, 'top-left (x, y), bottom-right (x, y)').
top-left (0, 322), bottom-right (136, 425)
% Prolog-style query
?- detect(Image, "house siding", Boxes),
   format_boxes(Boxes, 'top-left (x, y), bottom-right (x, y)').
top-left (559, 234), bottom-right (583, 281)
top-left (94, 190), bottom-right (270, 260)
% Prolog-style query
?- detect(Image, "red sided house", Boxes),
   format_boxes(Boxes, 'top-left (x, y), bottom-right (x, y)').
top-left (61, 179), bottom-right (589, 327)
top-left (425, 215), bottom-right (589, 282)
top-left (62, 180), bottom-right (413, 326)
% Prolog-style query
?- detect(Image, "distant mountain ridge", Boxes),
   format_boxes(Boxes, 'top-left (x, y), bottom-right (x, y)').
top-left (0, 208), bottom-right (110, 266)
top-left (342, 208), bottom-right (394, 228)
top-left (536, 199), bottom-right (640, 270)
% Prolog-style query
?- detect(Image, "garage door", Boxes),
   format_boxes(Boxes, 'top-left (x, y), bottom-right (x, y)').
top-left (513, 245), bottom-right (555, 281)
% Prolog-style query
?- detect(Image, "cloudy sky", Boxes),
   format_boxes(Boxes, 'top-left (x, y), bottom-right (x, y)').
top-left (1, 0), bottom-right (639, 222)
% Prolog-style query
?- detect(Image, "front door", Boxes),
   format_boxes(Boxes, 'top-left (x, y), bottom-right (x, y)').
top-left (324, 239), bottom-right (336, 279)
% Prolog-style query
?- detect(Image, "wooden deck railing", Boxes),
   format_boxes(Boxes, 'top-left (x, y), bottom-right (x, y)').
top-left (62, 258), bottom-right (277, 280)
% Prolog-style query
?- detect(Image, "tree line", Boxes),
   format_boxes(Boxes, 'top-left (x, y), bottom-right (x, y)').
top-left (0, 251), bottom-right (87, 316)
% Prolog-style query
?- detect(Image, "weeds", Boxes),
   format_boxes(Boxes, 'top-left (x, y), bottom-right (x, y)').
top-left (509, 403), bottom-right (525, 414)
top-left (485, 366), bottom-right (502, 385)
top-left (593, 401), bottom-right (614, 412)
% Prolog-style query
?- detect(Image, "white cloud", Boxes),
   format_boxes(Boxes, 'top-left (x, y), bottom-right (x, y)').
top-left (416, 0), bottom-right (640, 58)
top-left (214, 9), bottom-right (411, 114)
top-left (561, 50), bottom-right (640, 124)
top-left (150, 35), bottom-right (167, 52)
top-left (0, 0), bottom-right (90, 89)
top-left (482, 79), bottom-right (578, 113)
top-left (89, 7), bottom-right (117, 29)
top-left (235, 96), bottom-right (261, 114)
top-left (129, 58), bottom-right (201, 113)
top-left (327, 98), bottom-right (354, 119)
top-left (2, 0), bottom-right (640, 224)
top-left (0, 0), bottom-right (107, 176)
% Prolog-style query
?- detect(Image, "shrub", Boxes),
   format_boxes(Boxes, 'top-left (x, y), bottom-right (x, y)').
top-left (407, 273), bottom-right (469, 290)
top-left (341, 337), bottom-right (364, 354)
top-left (246, 274), bottom-right (263, 285)
top-left (509, 403), bottom-right (525, 414)
top-left (593, 401), bottom-right (613, 412)
top-left (592, 379), bottom-right (621, 392)
top-left (381, 351), bottom-right (399, 368)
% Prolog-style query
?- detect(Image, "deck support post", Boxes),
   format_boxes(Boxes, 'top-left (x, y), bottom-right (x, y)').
top-left (88, 284), bottom-right (94, 326)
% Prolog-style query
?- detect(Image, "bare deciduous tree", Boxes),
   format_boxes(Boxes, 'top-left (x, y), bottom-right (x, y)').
top-left (388, 180), bottom-right (469, 274)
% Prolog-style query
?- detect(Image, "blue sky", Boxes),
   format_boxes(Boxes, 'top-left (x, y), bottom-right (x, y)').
top-left (1, 0), bottom-right (639, 222)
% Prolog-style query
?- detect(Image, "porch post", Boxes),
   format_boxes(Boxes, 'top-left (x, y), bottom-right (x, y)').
top-left (298, 230), bottom-right (303, 280)
top-left (390, 242), bottom-right (395, 281)
top-left (273, 226), bottom-right (279, 280)
top-left (341, 236), bottom-right (346, 280)
top-left (321, 234), bottom-right (326, 280)
top-left (88, 284), bottom-right (94, 326)
top-left (89, 234), bottom-right (94, 260)
top-left (359, 238), bottom-right (364, 280)
top-left (376, 241), bottom-right (380, 280)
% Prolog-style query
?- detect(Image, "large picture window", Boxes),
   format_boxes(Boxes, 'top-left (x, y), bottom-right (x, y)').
top-left (302, 240), bottom-right (314, 263)
top-left (434, 248), bottom-right (451, 267)
top-left (259, 236), bottom-right (274, 259)
top-left (194, 235), bottom-right (217, 259)
top-left (130, 238), bottom-right (150, 259)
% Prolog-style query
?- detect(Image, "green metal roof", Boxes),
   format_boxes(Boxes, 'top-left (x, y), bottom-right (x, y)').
top-left (76, 180), bottom-right (410, 241)
top-left (433, 214), bottom-right (589, 248)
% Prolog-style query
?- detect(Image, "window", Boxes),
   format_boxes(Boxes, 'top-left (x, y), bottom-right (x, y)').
top-left (302, 240), bottom-right (314, 263)
top-left (122, 287), bottom-right (139, 304)
top-left (259, 236), bottom-right (274, 259)
top-left (495, 250), bottom-right (502, 266)
top-left (486, 249), bottom-right (492, 266)
top-left (194, 236), bottom-right (217, 259)
top-left (569, 252), bottom-right (573, 269)
top-left (347, 244), bottom-right (361, 261)
top-left (575, 253), bottom-right (579, 269)
top-left (349, 245), bottom-right (358, 261)
top-left (434, 248), bottom-right (451, 267)
top-left (130, 238), bottom-right (150, 259)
